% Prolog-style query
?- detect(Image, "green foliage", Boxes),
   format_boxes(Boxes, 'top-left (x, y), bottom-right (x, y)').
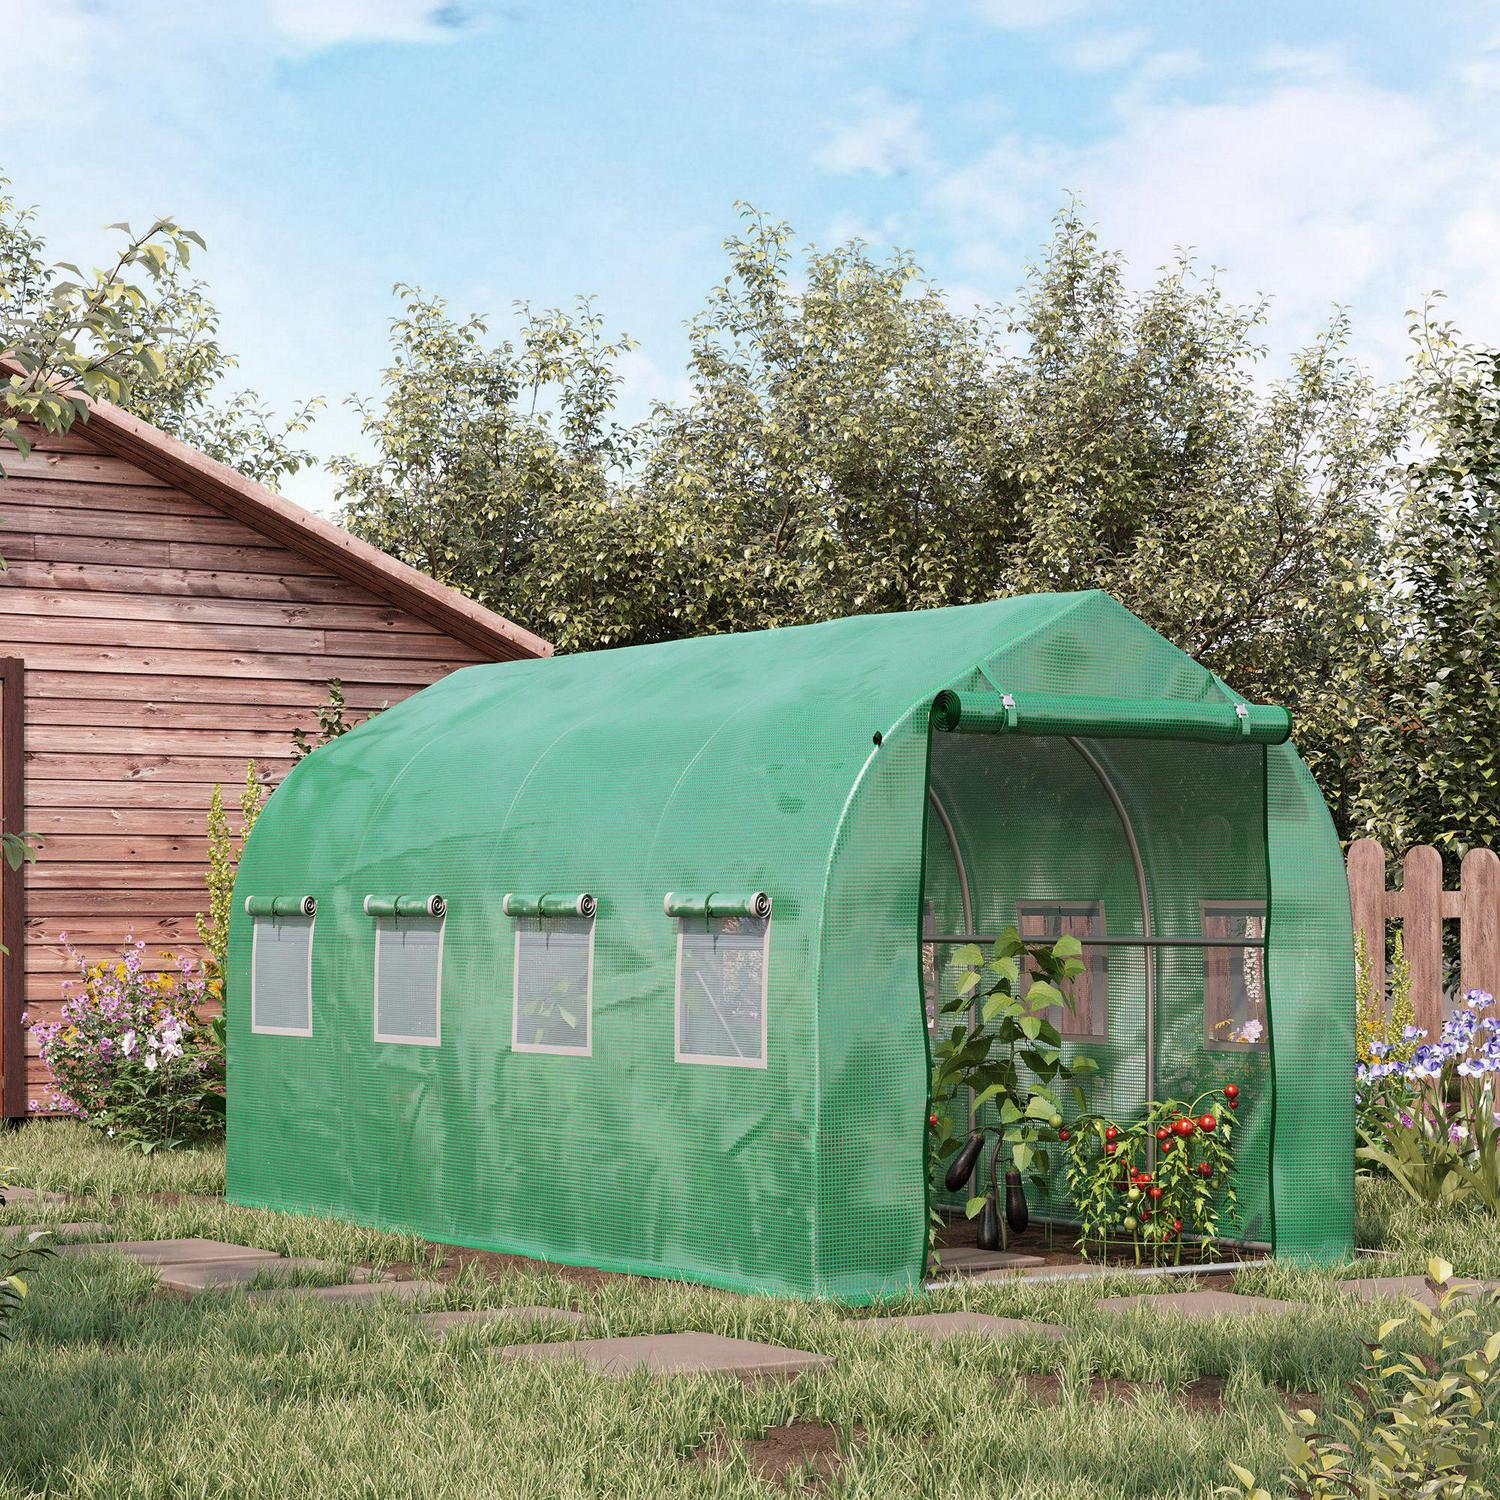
top-left (1356, 995), bottom-right (1500, 1215)
top-left (333, 287), bottom-right (636, 631)
top-left (0, 172), bottom-right (317, 486)
top-left (0, 823), bottom-right (41, 956)
top-left (291, 679), bottom-right (381, 762)
top-left (1355, 928), bottom-right (1416, 1070)
top-left (195, 761), bottom-right (266, 982)
top-left (0, 1177), bottom-right (52, 1340)
top-left (1353, 305), bottom-right (1500, 869)
top-left (929, 928), bottom-right (1095, 1253)
top-left (1224, 1259), bottom-right (1500, 1500)
top-left (1064, 1088), bottom-right (1242, 1264)
top-left (30, 941), bottom-right (223, 1149)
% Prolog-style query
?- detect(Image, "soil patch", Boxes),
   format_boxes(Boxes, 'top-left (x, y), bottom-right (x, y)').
top-left (1019, 1372), bottom-right (1151, 1405)
top-left (1019, 1372), bottom-right (1229, 1413)
top-left (696, 1421), bottom-right (850, 1490)
top-left (392, 1241), bottom-right (654, 1292)
top-left (1277, 1388), bottom-right (1325, 1416)
top-left (938, 1214), bottom-right (1263, 1273)
top-left (1178, 1375), bottom-right (1226, 1413)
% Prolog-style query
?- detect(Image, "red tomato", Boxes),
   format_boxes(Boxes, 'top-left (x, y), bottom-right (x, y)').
top-left (1105, 1142), bottom-right (1118, 1155)
top-left (1105, 1126), bottom-right (1119, 1143)
top-left (1059, 1128), bottom-right (1071, 1141)
top-left (1197, 1161), bottom-right (1213, 1178)
top-left (1148, 1186), bottom-right (1163, 1201)
top-left (1198, 1114), bottom-right (1217, 1133)
top-left (1226, 1100), bottom-right (1238, 1111)
top-left (1172, 1218), bottom-right (1183, 1232)
top-left (1173, 1118), bottom-right (1195, 1139)
top-left (1223, 1084), bottom-right (1239, 1101)
top-left (1155, 1127), bottom-right (1170, 1142)
top-left (1160, 1138), bottom-right (1175, 1152)
top-left (928, 1114), bottom-right (938, 1127)
top-left (1140, 1209), bottom-right (1153, 1223)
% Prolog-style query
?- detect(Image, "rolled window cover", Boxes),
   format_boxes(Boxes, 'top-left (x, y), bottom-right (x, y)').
top-left (363, 894), bottom-right (447, 919)
top-left (664, 891), bottom-right (772, 920)
top-left (930, 689), bottom-right (1291, 745)
top-left (503, 892), bottom-right (596, 919)
top-left (244, 894), bottom-right (316, 918)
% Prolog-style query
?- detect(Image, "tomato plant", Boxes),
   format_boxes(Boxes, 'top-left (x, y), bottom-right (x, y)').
top-left (1063, 1084), bottom-right (1242, 1264)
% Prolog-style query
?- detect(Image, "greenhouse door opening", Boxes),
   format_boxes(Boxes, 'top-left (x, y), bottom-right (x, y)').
top-left (921, 721), bottom-right (1275, 1246)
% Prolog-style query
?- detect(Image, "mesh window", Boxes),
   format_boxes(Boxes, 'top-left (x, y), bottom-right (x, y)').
top-left (1203, 901), bottom-right (1267, 1049)
top-left (251, 914), bottom-right (313, 1035)
top-left (1017, 901), bottom-right (1109, 1038)
top-left (676, 914), bottom-right (768, 1066)
top-left (374, 915), bottom-right (444, 1045)
top-left (512, 916), bottom-right (593, 1054)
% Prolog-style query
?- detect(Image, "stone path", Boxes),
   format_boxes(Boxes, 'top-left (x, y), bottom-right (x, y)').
top-left (157, 1258), bottom-right (388, 1295)
top-left (1, 1222), bottom-right (107, 1241)
top-left (56, 1238), bottom-right (285, 1267)
top-left (248, 1280), bottom-right (448, 1304)
top-left (853, 1310), bottom-right (1070, 1343)
top-left (1338, 1274), bottom-right (1500, 1309)
top-left (935, 1248), bottom-right (1046, 1277)
top-left (1, 1188), bottom-right (66, 1207)
top-left (419, 1306), bottom-right (586, 1337)
top-left (496, 1331), bottom-right (831, 1381)
top-left (1097, 1289), bottom-right (1307, 1320)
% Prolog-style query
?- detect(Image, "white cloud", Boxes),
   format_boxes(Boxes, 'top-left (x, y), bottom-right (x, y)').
top-left (932, 56), bottom-right (1500, 373)
top-left (1063, 28), bottom-right (1149, 73)
top-left (266, 0), bottom-right (472, 49)
top-left (818, 99), bottom-right (931, 176)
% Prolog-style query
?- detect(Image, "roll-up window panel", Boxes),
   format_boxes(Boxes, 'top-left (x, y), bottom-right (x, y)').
top-left (245, 895), bottom-right (316, 918)
top-left (930, 690), bottom-right (1291, 745)
top-left (663, 891), bottom-right (772, 920)
top-left (250, 909), bottom-right (315, 1036)
top-left (363, 894), bottom-right (446, 919)
top-left (502, 892), bottom-right (596, 919)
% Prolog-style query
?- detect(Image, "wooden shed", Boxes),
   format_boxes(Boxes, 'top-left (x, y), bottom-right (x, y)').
top-left (0, 393), bottom-right (549, 1118)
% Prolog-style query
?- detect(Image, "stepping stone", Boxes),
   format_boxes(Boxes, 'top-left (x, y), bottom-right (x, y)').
top-left (55, 1238), bottom-right (284, 1267)
top-left (1098, 1289), bottom-right (1306, 1320)
top-left (156, 1258), bottom-right (381, 1295)
top-left (938, 1247), bottom-right (1046, 1272)
top-left (419, 1306), bottom-right (587, 1337)
top-left (0, 1222), bottom-right (107, 1241)
top-left (1338, 1274), bottom-right (1500, 1309)
top-left (855, 1311), bottom-right (1070, 1343)
top-left (248, 1279), bottom-right (448, 1304)
top-left (496, 1331), bottom-right (831, 1382)
top-left (1, 1187), bottom-right (66, 1206)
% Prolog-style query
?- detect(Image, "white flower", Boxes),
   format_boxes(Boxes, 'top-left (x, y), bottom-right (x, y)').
top-left (143, 1052), bottom-right (158, 1072)
top-left (121, 1029), bottom-right (137, 1058)
top-left (1235, 1019), bottom-right (1264, 1044)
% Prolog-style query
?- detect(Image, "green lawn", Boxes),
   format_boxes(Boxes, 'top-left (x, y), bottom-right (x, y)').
top-left (1, 1123), bottom-right (1496, 1500)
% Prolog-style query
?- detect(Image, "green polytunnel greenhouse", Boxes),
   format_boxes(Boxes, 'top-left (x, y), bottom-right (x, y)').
top-left (225, 590), bottom-right (1355, 1303)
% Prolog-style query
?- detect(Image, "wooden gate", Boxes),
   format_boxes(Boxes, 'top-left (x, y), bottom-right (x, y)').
top-left (1346, 839), bottom-right (1500, 1038)
top-left (0, 658), bottom-right (25, 1119)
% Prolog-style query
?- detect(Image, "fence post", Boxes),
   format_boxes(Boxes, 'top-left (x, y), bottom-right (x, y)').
top-left (1460, 848), bottom-right (1500, 1014)
top-left (1346, 839), bottom-right (1387, 1013)
top-left (1400, 846), bottom-right (1446, 1039)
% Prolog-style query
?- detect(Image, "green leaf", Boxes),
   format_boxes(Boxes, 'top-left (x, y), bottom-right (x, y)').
top-left (952, 944), bottom-right (983, 967)
top-left (965, 1195), bottom-right (987, 1220)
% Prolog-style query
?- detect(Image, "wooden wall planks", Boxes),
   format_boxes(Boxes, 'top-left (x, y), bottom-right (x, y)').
top-left (0, 421), bottom-right (517, 1114)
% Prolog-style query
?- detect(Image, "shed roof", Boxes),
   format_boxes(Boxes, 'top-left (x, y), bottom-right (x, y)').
top-left (2, 365), bottom-right (550, 661)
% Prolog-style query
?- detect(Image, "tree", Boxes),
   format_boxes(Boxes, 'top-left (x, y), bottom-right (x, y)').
top-left (332, 286), bottom-right (636, 635)
top-left (1354, 306), bottom-right (1500, 865)
top-left (0, 172), bottom-right (317, 487)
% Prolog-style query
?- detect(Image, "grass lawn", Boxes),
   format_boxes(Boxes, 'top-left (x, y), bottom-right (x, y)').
top-left (2, 1123), bottom-right (1498, 1500)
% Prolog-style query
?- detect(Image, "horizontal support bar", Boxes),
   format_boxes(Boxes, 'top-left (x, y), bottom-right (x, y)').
top-left (926, 932), bottom-right (1266, 950)
top-left (931, 689), bottom-right (1291, 745)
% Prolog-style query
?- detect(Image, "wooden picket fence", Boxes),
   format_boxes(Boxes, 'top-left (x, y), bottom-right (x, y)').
top-left (1346, 840), bottom-right (1500, 1038)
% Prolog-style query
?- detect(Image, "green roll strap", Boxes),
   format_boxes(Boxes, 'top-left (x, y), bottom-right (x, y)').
top-left (931, 689), bottom-right (1291, 745)
top-left (363, 894), bottom-right (447, 919)
top-left (502, 892), bottom-right (596, 919)
top-left (244, 894), bottom-right (316, 918)
top-left (664, 891), bottom-right (772, 919)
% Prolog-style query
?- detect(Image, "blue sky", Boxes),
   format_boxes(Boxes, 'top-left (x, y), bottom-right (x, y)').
top-left (7, 0), bottom-right (1500, 510)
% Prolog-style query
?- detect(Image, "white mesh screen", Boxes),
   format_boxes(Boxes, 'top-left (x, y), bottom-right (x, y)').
top-left (512, 915), bottom-right (593, 1053)
top-left (676, 914), bottom-right (768, 1066)
top-left (251, 915), bottom-right (313, 1035)
top-left (374, 915), bottom-right (443, 1045)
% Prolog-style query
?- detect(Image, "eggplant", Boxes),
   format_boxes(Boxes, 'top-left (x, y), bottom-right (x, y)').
top-left (943, 1133), bottom-right (985, 1192)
